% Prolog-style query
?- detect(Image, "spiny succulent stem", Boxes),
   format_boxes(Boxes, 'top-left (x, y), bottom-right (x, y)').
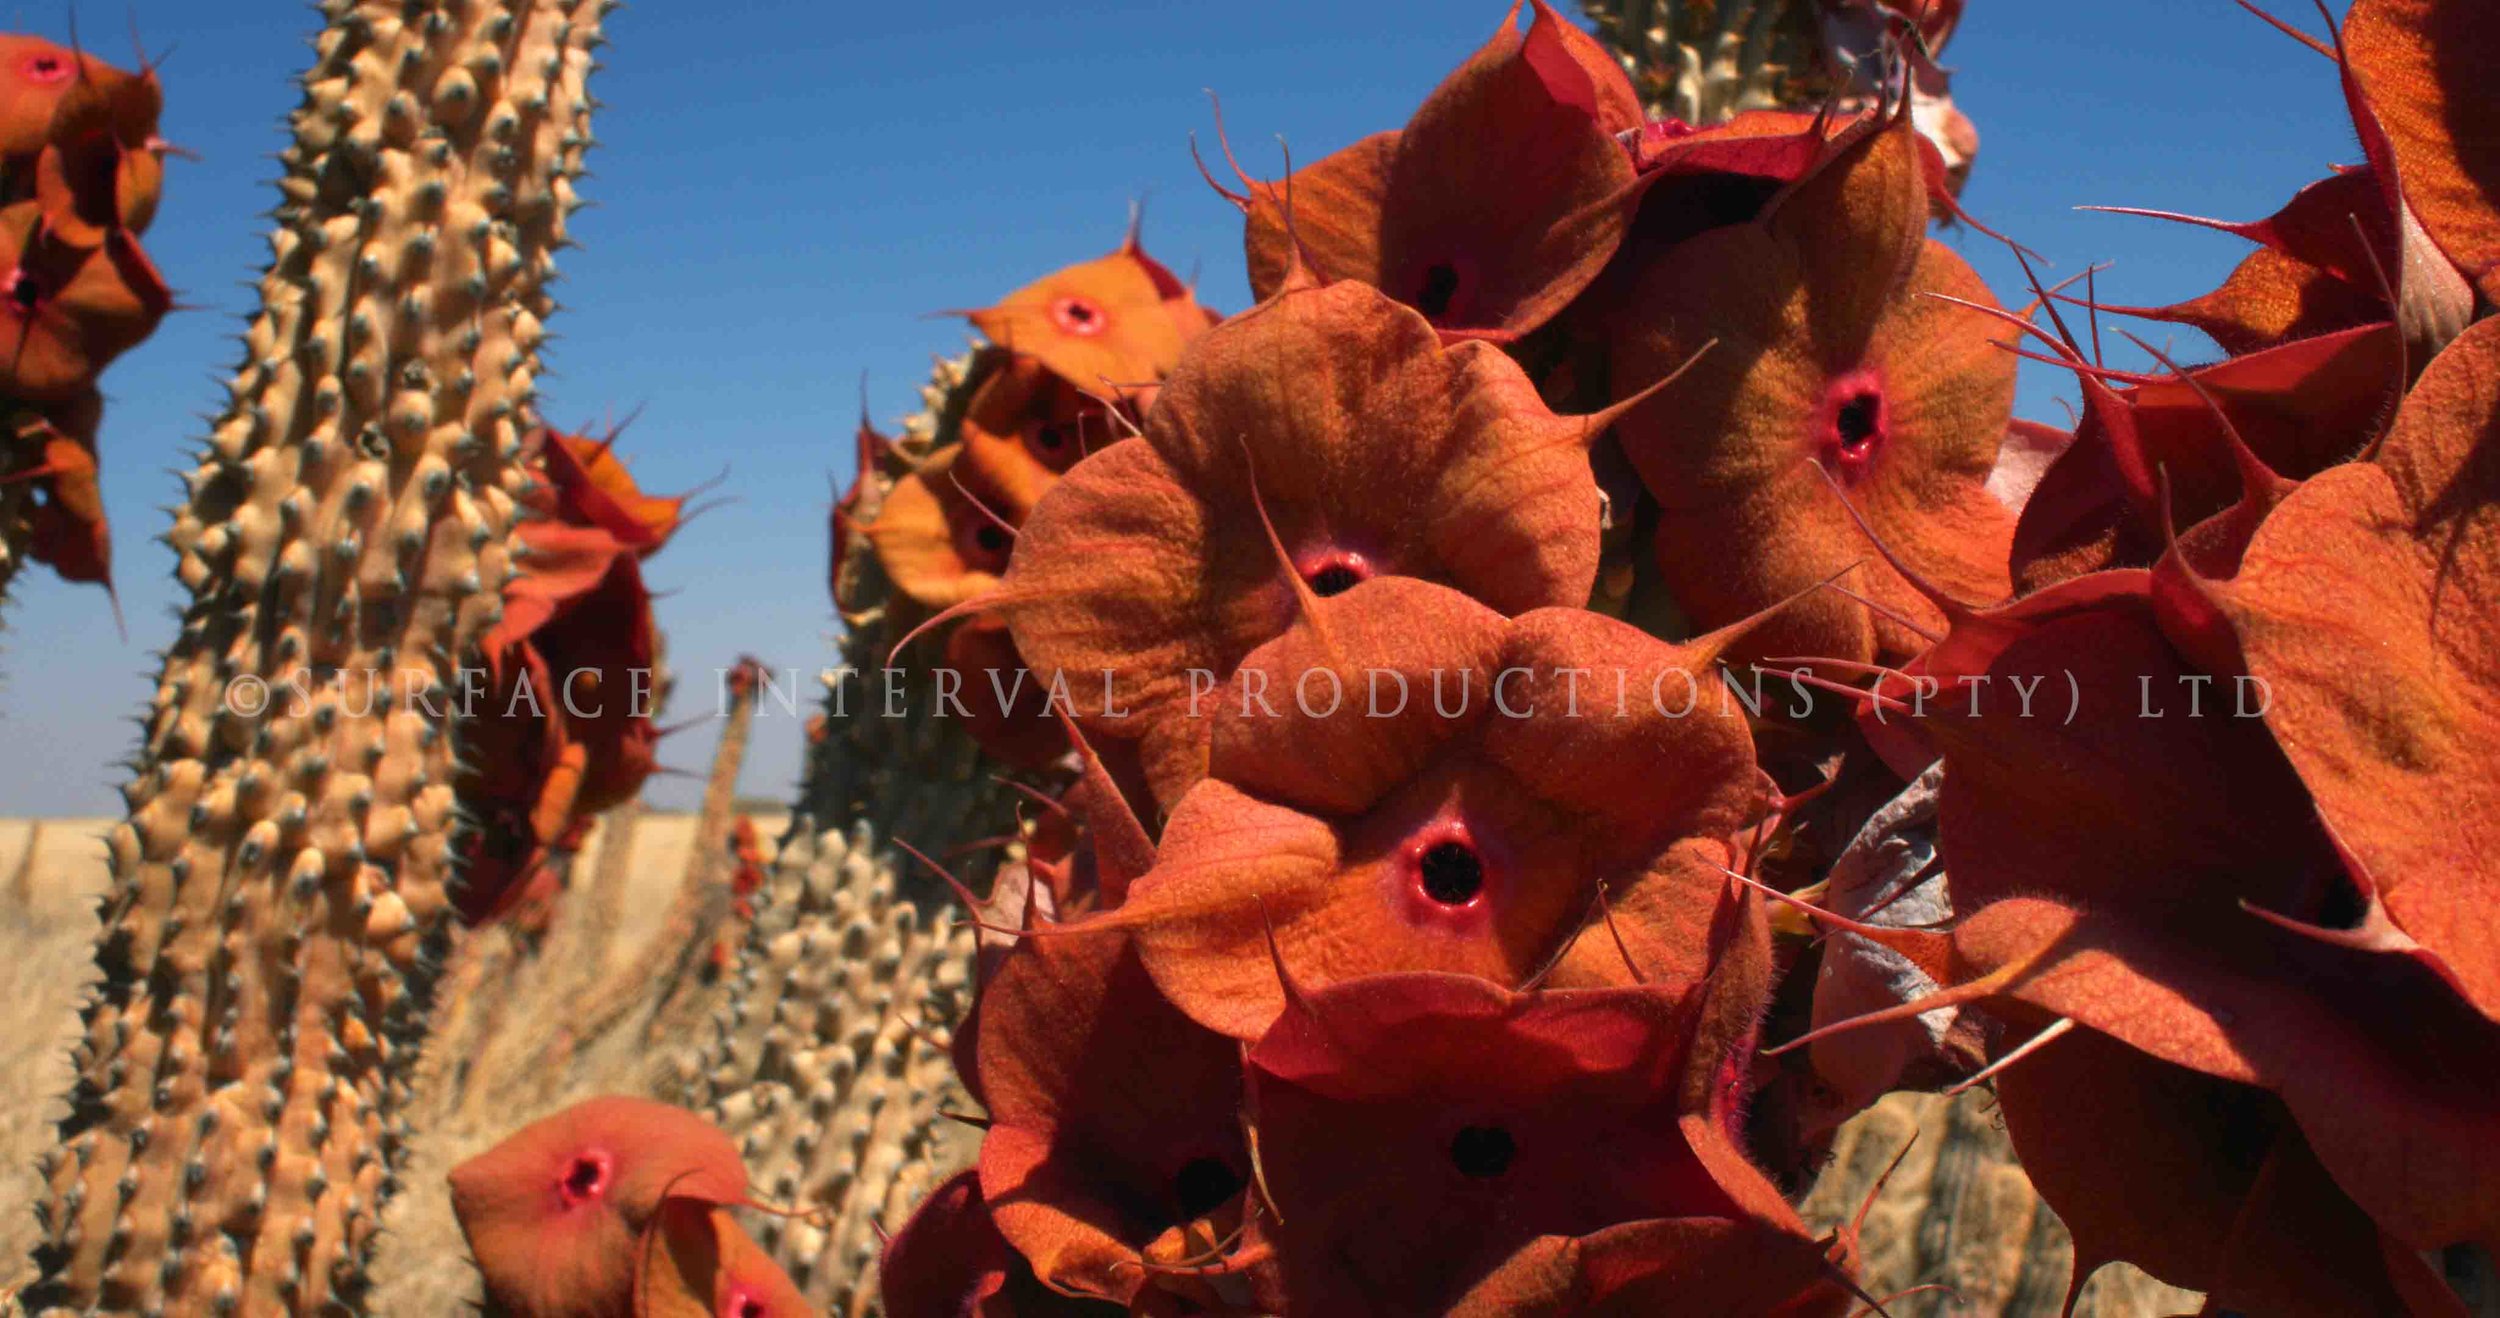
top-left (1579, 0), bottom-right (1824, 123)
top-left (26, 2), bottom-right (608, 1310)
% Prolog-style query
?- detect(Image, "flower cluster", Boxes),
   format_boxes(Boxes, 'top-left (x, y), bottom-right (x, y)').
top-left (0, 31), bottom-right (173, 595)
top-left (1797, 3), bottom-right (2500, 1306)
top-left (428, 0), bottom-right (2498, 1312)
top-left (455, 424), bottom-right (688, 927)
top-left (860, 0), bottom-right (2499, 1313)
top-left (862, 4), bottom-right (2007, 1311)
top-left (853, 224), bottom-right (1220, 770)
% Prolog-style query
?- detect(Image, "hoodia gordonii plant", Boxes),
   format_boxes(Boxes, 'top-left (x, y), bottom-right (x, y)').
top-left (688, 238), bottom-right (1220, 1305)
top-left (795, 351), bottom-right (1031, 904)
top-left (26, 1), bottom-right (606, 1311)
top-left (678, 356), bottom-right (1003, 1314)
top-left (687, 822), bottom-right (978, 1315)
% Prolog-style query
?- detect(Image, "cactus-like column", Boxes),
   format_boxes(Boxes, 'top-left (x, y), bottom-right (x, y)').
top-left (690, 823), bottom-right (978, 1315)
top-left (1577, 0), bottom-right (1823, 124)
top-left (26, 1), bottom-right (606, 1310)
top-left (793, 352), bottom-right (1039, 900)
top-left (678, 354), bottom-right (1031, 1310)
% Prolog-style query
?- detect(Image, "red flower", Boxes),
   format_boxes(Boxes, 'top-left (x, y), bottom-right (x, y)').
top-left (986, 280), bottom-right (1631, 806)
top-left (2159, 316), bottom-right (2500, 1017)
top-left (879, 1171), bottom-right (1125, 1318)
top-left (969, 930), bottom-right (1254, 1306)
top-left (1086, 576), bottom-right (1764, 1041)
top-left (633, 1199), bottom-right (812, 1318)
top-left (1795, 569), bottom-right (2500, 1307)
top-left (1239, 952), bottom-right (1843, 1313)
top-left (1606, 113), bottom-right (2017, 667)
top-left (1234, 1), bottom-right (1643, 342)
top-left (2345, 0), bottom-right (2500, 304)
top-left (4, 392), bottom-right (109, 590)
top-left (457, 428), bottom-right (684, 925)
top-left (447, 1097), bottom-right (751, 1317)
top-left (0, 201), bottom-right (168, 401)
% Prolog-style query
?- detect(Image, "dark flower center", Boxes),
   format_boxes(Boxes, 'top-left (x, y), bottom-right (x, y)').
top-left (1300, 550), bottom-right (1372, 598)
top-left (1834, 390), bottom-right (1882, 456)
top-left (1418, 840), bottom-right (1484, 905)
top-left (972, 522), bottom-right (1011, 556)
top-left (5, 269), bottom-right (43, 316)
top-left (1172, 1155), bottom-right (1244, 1219)
top-left (1417, 263), bottom-right (1462, 319)
top-left (1309, 564), bottom-right (1361, 596)
top-left (558, 1152), bottom-right (610, 1206)
top-left (1051, 295), bottom-right (1106, 337)
top-left (1450, 1125), bottom-right (1515, 1179)
top-left (2312, 868), bottom-right (2369, 932)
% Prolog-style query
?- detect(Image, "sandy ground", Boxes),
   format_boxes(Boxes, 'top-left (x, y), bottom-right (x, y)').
top-left (0, 815), bottom-right (2199, 1315)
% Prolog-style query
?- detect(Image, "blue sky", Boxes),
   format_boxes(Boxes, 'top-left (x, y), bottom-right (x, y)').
top-left (0, 1), bottom-right (2360, 816)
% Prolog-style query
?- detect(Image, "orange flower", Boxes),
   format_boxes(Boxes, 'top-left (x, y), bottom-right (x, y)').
top-left (985, 280), bottom-right (1629, 805)
top-left (1800, 572), bottom-right (2500, 1307)
top-left (864, 444), bottom-right (1019, 610)
top-left (1238, 951), bottom-right (1840, 1314)
top-left (28, 48), bottom-right (166, 242)
top-left (0, 201), bottom-right (169, 400)
top-left (870, 235), bottom-right (1217, 622)
top-left (1086, 577), bottom-right (1764, 1041)
top-left (2159, 316), bottom-right (2500, 1019)
top-left (447, 1097), bottom-right (751, 1318)
top-left (961, 228), bottom-right (1218, 404)
top-left (2345, 0), bottom-right (2500, 303)
top-left (1607, 113), bottom-right (2017, 667)
top-left (957, 352), bottom-right (1134, 516)
top-left (0, 34), bottom-right (85, 155)
top-left (970, 930), bottom-right (1253, 1305)
top-left (0, 34), bottom-right (157, 165)
top-left (1234, 1), bottom-right (1642, 342)
top-left (891, 233), bottom-right (1216, 605)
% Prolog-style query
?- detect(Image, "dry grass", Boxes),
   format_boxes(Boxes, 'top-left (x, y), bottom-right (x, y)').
top-left (0, 821), bottom-right (109, 1299)
top-left (1801, 1090), bottom-right (2202, 1316)
top-left (366, 808), bottom-right (786, 1315)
